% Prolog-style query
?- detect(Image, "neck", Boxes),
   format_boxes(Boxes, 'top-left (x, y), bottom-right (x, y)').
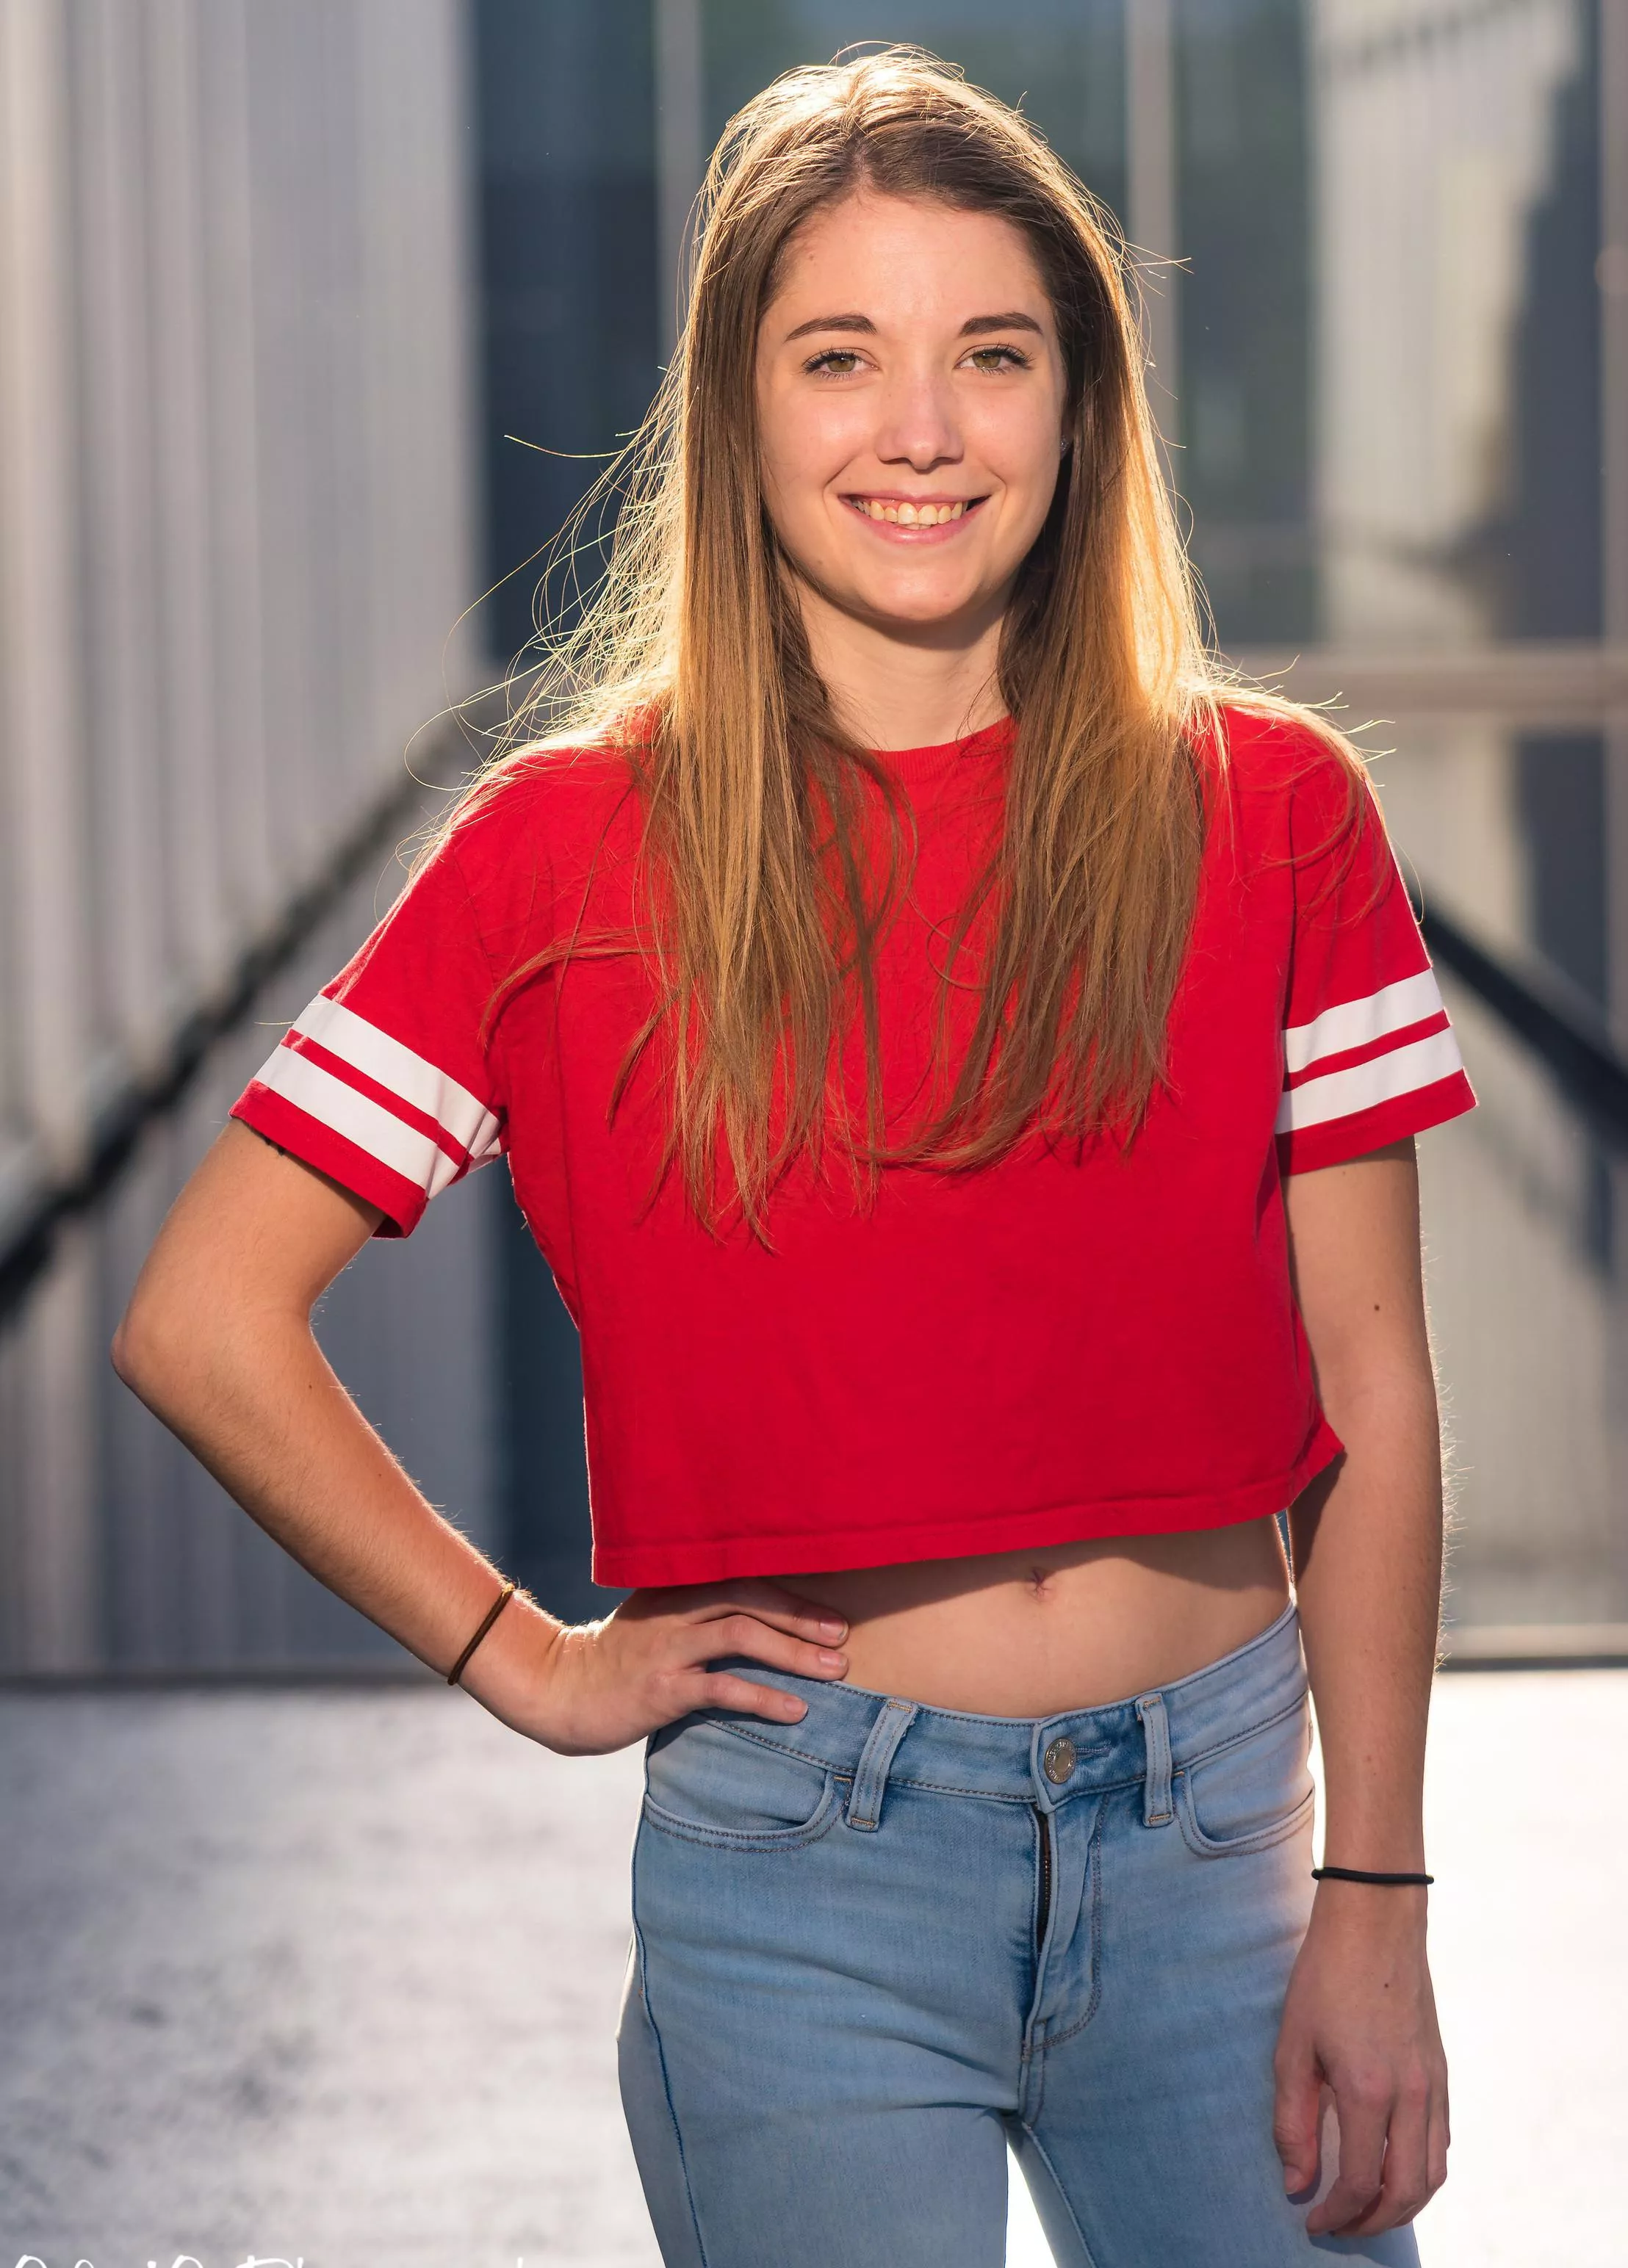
top-left (796, 579), bottom-right (1010, 751)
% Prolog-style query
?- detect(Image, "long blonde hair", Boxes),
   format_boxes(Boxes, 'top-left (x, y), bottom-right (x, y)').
top-left (458, 47), bottom-right (1368, 1235)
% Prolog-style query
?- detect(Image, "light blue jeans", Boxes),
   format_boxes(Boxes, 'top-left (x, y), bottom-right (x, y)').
top-left (618, 1599), bottom-right (1421, 2267)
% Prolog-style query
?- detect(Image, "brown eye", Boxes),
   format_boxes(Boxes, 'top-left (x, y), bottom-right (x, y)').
top-left (806, 350), bottom-right (862, 376)
top-left (965, 345), bottom-right (1031, 373)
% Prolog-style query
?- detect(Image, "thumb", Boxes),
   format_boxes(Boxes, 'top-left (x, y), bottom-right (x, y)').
top-left (1272, 2037), bottom-right (1324, 2197)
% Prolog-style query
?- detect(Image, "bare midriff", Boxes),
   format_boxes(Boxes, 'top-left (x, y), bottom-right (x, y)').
top-left (799, 1514), bottom-right (1294, 1717)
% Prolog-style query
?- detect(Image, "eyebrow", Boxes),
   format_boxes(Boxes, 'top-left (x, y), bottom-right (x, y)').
top-left (783, 313), bottom-right (875, 341)
top-left (959, 312), bottom-right (1045, 338)
top-left (782, 309), bottom-right (1046, 343)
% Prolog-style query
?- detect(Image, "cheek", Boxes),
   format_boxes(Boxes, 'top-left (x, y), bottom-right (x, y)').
top-left (759, 389), bottom-right (866, 516)
top-left (974, 401), bottom-right (1065, 532)
top-left (758, 455), bottom-right (826, 572)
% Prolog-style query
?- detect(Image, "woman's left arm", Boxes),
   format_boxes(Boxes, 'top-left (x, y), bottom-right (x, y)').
top-left (1276, 1135), bottom-right (1450, 2238)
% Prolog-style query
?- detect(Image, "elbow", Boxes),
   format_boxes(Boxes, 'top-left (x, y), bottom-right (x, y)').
top-left (110, 1291), bottom-right (166, 1401)
top-left (111, 1280), bottom-right (203, 1408)
top-left (112, 1269), bottom-right (298, 1415)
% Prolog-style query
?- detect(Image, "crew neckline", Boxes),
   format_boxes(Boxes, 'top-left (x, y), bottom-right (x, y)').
top-left (862, 714), bottom-right (1014, 784)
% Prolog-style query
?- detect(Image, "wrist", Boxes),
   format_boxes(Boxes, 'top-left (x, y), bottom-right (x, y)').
top-left (1307, 1874), bottom-right (1430, 1939)
top-left (1318, 1816), bottom-right (1427, 1878)
top-left (458, 1589), bottom-right (569, 1733)
top-left (1313, 1863), bottom-right (1432, 1885)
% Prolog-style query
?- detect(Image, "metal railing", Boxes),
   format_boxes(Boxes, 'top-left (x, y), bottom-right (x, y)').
top-left (0, 717), bottom-right (480, 1324)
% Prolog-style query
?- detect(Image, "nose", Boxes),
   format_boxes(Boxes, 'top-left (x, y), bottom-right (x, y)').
top-left (871, 361), bottom-right (963, 474)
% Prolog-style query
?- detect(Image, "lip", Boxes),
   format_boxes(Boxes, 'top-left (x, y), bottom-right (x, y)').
top-left (841, 493), bottom-right (987, 540)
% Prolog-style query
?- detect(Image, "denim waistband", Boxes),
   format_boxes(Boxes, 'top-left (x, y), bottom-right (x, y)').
top-left (707, 1597), bottom-right (1306, 1813)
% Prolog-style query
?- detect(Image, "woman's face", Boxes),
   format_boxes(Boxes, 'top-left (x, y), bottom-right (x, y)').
top-left (754, 190), bottom-right (1070, 643)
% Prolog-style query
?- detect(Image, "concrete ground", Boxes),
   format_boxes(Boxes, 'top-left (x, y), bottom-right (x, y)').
top-left (0, 1671), bottom-right (1620, 2268)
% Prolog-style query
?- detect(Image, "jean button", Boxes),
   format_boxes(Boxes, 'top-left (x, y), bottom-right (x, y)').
top-left (1042, 1736), bottom-right (1076, 1785)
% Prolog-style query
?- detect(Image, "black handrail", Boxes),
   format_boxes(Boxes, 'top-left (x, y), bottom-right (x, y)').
top-left (0, 732), bottom-right (475, 1323)
top-left (1419, 901), bottom-right (1628, 1150)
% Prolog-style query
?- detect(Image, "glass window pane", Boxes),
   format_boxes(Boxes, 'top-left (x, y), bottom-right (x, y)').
top-left (700, 1), bottom-right (1128, 225)
top-left (1305, 0), bottom-right (1602, 651)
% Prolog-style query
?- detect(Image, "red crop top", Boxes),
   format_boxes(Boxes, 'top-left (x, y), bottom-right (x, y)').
top-left (231, 707), bottom-right (1476, 1586)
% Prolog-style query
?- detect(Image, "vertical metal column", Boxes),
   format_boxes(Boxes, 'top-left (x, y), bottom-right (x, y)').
top-left (1599, 0), bottom-right (1628, 1521)
top-left (198, 0), bottom-right (276, 939)
top-left (1125, 0), bottom-right (1181, 467)
top-left (1604, 0), bottom-right (1628, 1039)
top-left (654, 0), bottom-right (704, 358)
top-left (148, 0), bottom-right (229, 1005)
top-left (0, 0), bottom-right (99, 1666)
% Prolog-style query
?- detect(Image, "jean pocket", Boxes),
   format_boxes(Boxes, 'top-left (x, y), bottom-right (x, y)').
top-left (1175, 1692), bottom-right (1316, 1858)
top-left (641, 1718), bottom-right (840, 1851)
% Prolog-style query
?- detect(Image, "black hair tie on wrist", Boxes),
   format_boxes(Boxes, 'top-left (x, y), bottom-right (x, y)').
top-left (447, 1578), bottom-right (517, 1687)
top-left (1312, 1865), bottom-right (1434, 1886)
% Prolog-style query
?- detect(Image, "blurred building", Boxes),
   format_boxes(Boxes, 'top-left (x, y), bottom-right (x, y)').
top-left (1, 0), bottom-right (1624, 1671)
top-left (0, 0), bottom-right (487, 1669)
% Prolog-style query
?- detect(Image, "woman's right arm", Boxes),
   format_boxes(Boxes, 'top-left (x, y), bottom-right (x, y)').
top-left (112, 1120), bottom-right (848, 1748)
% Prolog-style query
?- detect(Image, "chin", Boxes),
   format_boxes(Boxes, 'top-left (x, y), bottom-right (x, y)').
top-left (855, 583), bottom-right (987, 632)
top-left (840, 557), bottom-right (984, 607)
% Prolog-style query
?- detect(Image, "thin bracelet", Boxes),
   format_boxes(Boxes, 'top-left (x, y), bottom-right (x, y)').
top-left (1312, 1865), bottom-right (1434, 1886)
top-left (447, 1579), bottom-right (517, 1687)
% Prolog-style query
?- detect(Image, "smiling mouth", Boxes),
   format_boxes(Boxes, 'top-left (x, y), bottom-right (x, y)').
top-left (843, 495), bottom-right (984, 527)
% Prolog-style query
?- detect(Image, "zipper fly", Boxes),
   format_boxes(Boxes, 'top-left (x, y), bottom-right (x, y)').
top-left (1035, 1807), bottom-right (1053, 1951)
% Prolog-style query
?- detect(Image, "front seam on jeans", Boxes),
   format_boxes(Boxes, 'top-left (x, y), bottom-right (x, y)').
top-left (629, 1906), bottom-right (713, 2268)
top-left (1041, 1805), bottom-right (1106, 2053)
top-left (1020, 2013), bottom-right (1046, 2120)
top-left (1015, 2126), bottom-right (1104, 2268)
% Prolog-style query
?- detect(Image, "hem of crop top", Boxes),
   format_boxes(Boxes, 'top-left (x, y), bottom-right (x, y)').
top-left (588, 1423), bottom-right (1341, 1587)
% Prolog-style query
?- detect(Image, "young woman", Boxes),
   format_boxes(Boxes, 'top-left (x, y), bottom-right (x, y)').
top-left (115, 50), bottom-right (1472, 2268)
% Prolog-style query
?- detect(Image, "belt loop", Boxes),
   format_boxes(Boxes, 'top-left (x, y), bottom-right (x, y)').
top-left (846, 1697), bottom-right (918, 1832)
top-left (1136, 1691), bottom-right (1174, 1827)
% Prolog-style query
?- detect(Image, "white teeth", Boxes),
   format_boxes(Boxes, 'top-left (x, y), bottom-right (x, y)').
top-left (856, 498), bottom-right (968, 524)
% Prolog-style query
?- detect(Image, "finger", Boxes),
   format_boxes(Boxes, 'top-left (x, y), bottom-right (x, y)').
top-left (695, 1669), bottom-right (810, 1723)
top-left (1306, 2088), bottom-right (1388, 2236)
top-left (1271, 2040), bottom-right (1323, 2197)
top-left (686, 1612), bottom-right (848, 1684)
top-left (1426, 2090), bottom-right (1450, 2200)
top-left (688, 1581), bottom-right (849, 1642)
top-left (1344, 2079), bottom-right (1432, 2234)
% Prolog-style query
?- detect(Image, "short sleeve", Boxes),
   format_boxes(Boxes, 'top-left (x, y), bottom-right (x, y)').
top-left (1276, 756), bottom-right (1476, 1174)
top-left (231, 828), bottom-right (504, 1235)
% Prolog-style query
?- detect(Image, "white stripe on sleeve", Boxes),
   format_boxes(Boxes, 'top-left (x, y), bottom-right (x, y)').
top-left (1275, 1025), bottom-right (1466, 1136)
top-left (1283, 969), bottom-right (1445, 1077)
top-left (257, 1047), bottom-right (466, 1199)
top-left (292, 994), bottom-right (500, 1163)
